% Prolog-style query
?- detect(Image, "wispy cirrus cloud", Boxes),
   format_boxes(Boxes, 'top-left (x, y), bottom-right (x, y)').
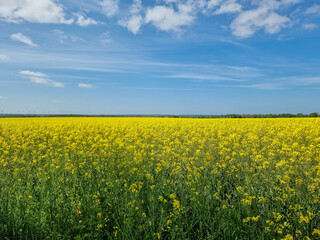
top-left (304, 5), bottom-right (320, 16)
top-left (19, 70), bottom-right (64, 88)
top-left (52, 30), bottom-right (84, 43)
top-left (248, 75), bottom-right (320, 89)
top-left (78, 83), bottom-right (96, 88)
top-left (100, 32), bottom-right (112, 45)
top-left (11, 33), bottom-right (37, 47)
top-left (229, 83), bottom-right (284, 90)
top-left (19, 70), bottom-right (46, 77)
top-left (165, 74), bottom-right (241, 82)
top-left (289, 76), bottom-right (320, 85)
top-left (0, 54), bottom-right (8, 60)
top-left (28, 77), bottom-right (65, 88)
top-left (302, 23), bottom-right (317, 30)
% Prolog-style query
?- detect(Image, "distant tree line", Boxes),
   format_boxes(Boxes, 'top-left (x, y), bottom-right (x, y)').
top-left (221, 112), bottom-right (319, 118)
top-left (165, 113), bottom-right (319, 118)
top-left (182, 112), bottom-right (319, 118)
top-left (0, 112), bottom-right (319, 118)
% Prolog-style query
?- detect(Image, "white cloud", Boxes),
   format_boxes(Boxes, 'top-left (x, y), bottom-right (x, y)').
top-left (142, 0), bottom-right (297, 36)
top-left (280, 0), bottom-right (302, 5)
top-left (29, 77), bottom-right (64, 87)
top-left (0, 96), bottom-right (8, 99)
top-left (130, 0), bottom-right (142, 15)
top-left (277, 34), bottom-right (294, 41)
top-left (52, 29), bottom-right (83, 43)
top-left (11, 33), bottom-right (37, 47)
top-left (0, 0), bottom-right (306, 41)
top-left (214, 0), bottom-right (242, 14)
top-left (207, 0), bottom-right (223, 9)
top-left (74, 13), bottom-right (98, 26)
top-left (230, 6), bottom-right (290, 38)
top-left (0, 54), bottom-right (8, 60)
top-left (19, 70), bottom-right (64, 88)
top-left (100, 32), bottom-right (112, 45)
top-left (78, 83), bottom-right (96, 88)
top-left (53, 29), bottom-right (68, 43)
top-left (98, 0), bottom-right (118, 18)
top-left (0, 0), bottom-right (73, 24)
top-left (118, 0), bottom-right (143, 34)
top-left (19, 70), bottom-right (47, 77)
top-left (227, 0), bottom-right (303, 38)
top-left (294, 77), bottom-right (320, 85)
top-left (275, 76), bottom-right (320, 87)
top-left (163, 0), bottom-right (180, 3)
top-left (119, 15), bottom-right (143, 34)
top-left (220, 83), bottom-right (282, 90)
top-left (145, 4), bottom-right (195, 32)
top-left (244, 83), bottom-right (282, 90)
top-left (167, 74), bottom-right (237, 81)
top-left (304, 5), bottom-right (320, 16)
top-left (302, 23), bottom-right (317, 30)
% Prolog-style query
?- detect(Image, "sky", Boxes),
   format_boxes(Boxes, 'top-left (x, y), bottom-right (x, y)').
top-left (0, 0), bottom-right (320, 115)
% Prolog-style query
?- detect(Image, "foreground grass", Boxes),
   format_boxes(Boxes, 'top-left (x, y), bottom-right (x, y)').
top-left (0, 117), bottom-right (320, 239)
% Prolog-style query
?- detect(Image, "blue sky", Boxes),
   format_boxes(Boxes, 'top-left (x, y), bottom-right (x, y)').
top-left (0, 0), bottom-right (320, 115)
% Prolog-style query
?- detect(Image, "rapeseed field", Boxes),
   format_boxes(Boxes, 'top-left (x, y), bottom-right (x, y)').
top-left (0, 117), bottom-right (320, 239)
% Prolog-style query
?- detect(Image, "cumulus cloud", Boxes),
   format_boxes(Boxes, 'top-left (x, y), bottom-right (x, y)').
top-left (230, 1), bottom-right (292, 38)
top-left (98, 0), bottom-right (119, 18)
top-left (0, 0), bottom-right (73, 24)
top-left (145, 4), bottom-right (195, 32)
top-left (129, 0), bottom-right (142, 15)
top-left (143, 0), bottom-right (299, 36)
top-left (118, 0), bottom-right (143, 34)
top-left (214, 0), bottom-right (243, 14)
top-left (20, 70), bottom-right (64, 88)
top-left (207, 0), bottom-right (223, 9)
top-left (78, 83), bottom-right (96, 88)
top-left (1, 0), bottom-right (306, 38)
top-left (11, 33), bottom-right (37, 47)
top-left (74, 13), bottom-right (98, 27)
top-left (119, 15), bottom-right (143, 34)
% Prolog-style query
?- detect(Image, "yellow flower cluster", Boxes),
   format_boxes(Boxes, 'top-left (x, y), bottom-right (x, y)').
top-left (0, 117), bottom-right (320, 239)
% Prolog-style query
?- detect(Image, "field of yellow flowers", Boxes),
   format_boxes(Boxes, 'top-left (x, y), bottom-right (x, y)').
top-left (1, 117), bottom-right (320, 239)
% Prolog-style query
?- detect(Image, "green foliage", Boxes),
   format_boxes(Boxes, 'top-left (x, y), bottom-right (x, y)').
top-left (309, 112), bottom-right (319, 118)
